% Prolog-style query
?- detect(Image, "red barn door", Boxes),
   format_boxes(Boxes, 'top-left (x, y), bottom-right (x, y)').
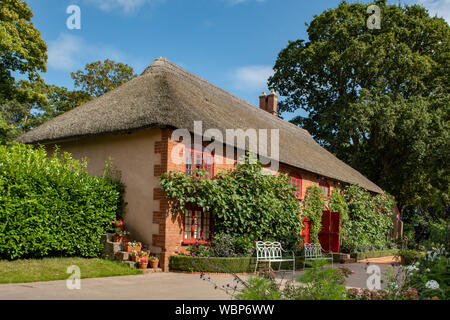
top-left (319, 210), bottom-right (341, 253)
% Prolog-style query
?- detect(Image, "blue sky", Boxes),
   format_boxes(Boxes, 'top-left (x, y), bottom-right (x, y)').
top-left (26, 0), bottom-right (449, 121)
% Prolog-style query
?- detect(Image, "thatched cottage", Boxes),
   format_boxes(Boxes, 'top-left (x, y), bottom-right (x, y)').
top-left (19, 57), bottom-right (386, 271)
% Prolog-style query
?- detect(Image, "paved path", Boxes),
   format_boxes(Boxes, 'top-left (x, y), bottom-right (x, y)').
top-left (0, 273), bottom-right (235, 300)
top-left (273, 262), bottom-right (397, 290)
top-left (358, 256), bottom-right (398, 264)
top-left (0, 261), bottom-right (398, 299)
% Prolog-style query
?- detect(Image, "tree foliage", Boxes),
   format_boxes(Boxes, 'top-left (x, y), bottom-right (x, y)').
top-left (0, 0), bottom-right (47, 104)
top-left (268, 0), bottom-right (450, 214)
top-left (71, 59), bottom-right (137, 97)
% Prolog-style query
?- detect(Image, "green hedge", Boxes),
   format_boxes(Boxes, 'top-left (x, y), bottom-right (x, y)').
top-left (0, 144), bottom-right (122, 259)
top-left (169, 255), bottom-right (310, 273)
top-left (350, 249), bottom-right (399, 261)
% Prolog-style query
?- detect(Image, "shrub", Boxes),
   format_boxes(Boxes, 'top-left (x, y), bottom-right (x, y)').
top-left (396, 249), bottom-right (423, 266)
top-left (403, 248), bottom-right (449, 300)
top-left (169, 255), bottom-right (256, 273)
top-left (235, 276), bottom-right (283, 300)
top-left (295, 260), bottom-right (349, 300)
top-left (428, 219), bottom-right (449, 249)
top-left (208, 233), bottom-right (254, 257)
top-left (169, 254), bottom-right (305, 273)
top-left (0, 144), bottom-right (123, 259)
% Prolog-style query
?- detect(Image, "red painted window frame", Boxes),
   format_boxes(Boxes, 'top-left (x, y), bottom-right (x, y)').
top-left (319, 180), bottom-right (331, 197)
top-left (290, 176), bottom-right (302, 199)
top-left (182, 205), bottom-right (213, 244)
top-left (185, 145), bottom-right (214, 178)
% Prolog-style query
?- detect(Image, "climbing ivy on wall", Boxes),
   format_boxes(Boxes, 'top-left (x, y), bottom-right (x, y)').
top-left (160, 155), bottom-right (303, 246)
top-left (302, 186), bottom-right (325, 243)
top-left (329, 188), bottom-right (349, 224)
top-left (340, 185), bottom-right (395, 253)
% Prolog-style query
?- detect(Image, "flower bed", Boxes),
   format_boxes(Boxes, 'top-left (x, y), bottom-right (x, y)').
top-left (169, 255), bottom-right (305, 273)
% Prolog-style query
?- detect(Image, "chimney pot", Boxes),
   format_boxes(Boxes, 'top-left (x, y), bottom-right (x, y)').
top-left (266, 90), bottom-right (278, 117)
top-left (259, 92), bottom-right (268, 111)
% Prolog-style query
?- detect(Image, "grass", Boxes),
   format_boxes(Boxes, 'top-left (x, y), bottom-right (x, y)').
top-left (0, 257), bottom-right (142, 284)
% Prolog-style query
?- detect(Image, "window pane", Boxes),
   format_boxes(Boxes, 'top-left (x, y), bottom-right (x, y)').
top-left (195, 152), bottom-right (202, 165)
top-left (203, 212), bottom-right (210, 239)
top-left (194, 210), bottom-right (202, 239)
top-left (184, 210), bottom-right (192, 239)
top-left (186, 151), bottom-right (193, 174)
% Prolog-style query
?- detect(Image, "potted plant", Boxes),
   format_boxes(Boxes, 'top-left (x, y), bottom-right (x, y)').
top-left (131, 250), bottom-right (150, 262)
top-left (124, 241), bottom-right (142, 252)
top-left (138, 258), bottom-right (148, 269)
top-left (148, 256), bottom-right (159, 269)
top-left (113, 230), bottom-right (130, 243)
top-left (113, 219), bottom-right (124, 230)
top-left (131, 250), bottom-right (140, 262)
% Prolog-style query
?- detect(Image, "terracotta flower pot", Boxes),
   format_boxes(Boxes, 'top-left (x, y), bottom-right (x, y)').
top-left (149, 259), bottom-right (159, 269)
top-left (138, 262), bottom-right (148, 269)
top-left (124, 245), bottom-right (141, 252)
top-left (113, 235), bottom-right (123, 243)
top-left (132, 254), bottom-right (140, 262)
top-left (114, 223), bottom-right (124, 230)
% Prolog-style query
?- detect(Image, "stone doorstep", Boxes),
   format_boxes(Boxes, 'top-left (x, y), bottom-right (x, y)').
top-left (142, 268), bottom-right (163, 274)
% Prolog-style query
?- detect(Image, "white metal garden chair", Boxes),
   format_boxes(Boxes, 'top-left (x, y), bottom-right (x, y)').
top-left (303, 243), bottom-right (333, 269)
top-left (254, 241), bottom-right (295, 275)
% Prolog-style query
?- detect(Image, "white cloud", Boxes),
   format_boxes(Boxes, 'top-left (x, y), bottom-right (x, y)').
top-left (47, 33), bottom-right (129, 72)
top-left (83, 0), bottom-right (161, 14)
top-left (414, 0), bottom-right (450, 23)
top-left (231, 65), bottom-right (273, 91)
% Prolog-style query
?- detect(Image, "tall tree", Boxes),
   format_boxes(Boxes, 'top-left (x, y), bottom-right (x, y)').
top-left (268, 0), bottom-right (449, 214)
top-left (0, 0), bottom-right (47, 104)
top-left (71, 59), bottom-right (137, 97)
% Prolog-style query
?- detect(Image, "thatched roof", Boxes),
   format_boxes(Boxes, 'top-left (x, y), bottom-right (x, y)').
top-left (18, 57), bottom-right (383, 193)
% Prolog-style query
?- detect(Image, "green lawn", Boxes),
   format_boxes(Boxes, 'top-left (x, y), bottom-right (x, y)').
top-left (0, 257), bottom-right (142, 284)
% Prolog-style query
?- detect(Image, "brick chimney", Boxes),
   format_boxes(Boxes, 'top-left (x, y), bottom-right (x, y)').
top-left (259, 90), bottom-right (278, 117)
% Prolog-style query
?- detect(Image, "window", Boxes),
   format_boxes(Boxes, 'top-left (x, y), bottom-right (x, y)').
top-left (183, 206), bottom-right (212, 244)
top-left (319, 180), bottom-right (330, 197)
top-left (290, 176), bottom-right (302, 199)
top-left (185, 146), bottom-right (214, 177)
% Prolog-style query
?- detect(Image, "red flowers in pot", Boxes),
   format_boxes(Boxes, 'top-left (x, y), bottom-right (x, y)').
top-left (138, 258), bottom-right (148, 269)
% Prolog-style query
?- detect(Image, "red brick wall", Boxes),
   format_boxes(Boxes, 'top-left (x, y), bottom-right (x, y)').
top-left (153, 128), bottom-right (343, 271)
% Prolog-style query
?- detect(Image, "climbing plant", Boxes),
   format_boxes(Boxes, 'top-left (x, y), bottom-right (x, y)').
top-left (340, 185), bottom-right (395, 253)
top-left (329, 188), bottom-right (349, 224)
top-left (160, 155), bottom-right (303, 246)
top-left (302, 186), bottom-right (325, 243)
